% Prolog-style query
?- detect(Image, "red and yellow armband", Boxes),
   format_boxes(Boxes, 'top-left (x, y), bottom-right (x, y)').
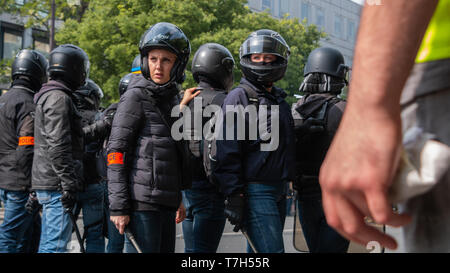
top-left (107, 152), bottom-right (124, 166)
top-left (18, 136), bottom-right (34, 146)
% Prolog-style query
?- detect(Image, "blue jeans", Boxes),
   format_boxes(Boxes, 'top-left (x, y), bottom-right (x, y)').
top-left (182, 188), bottom-right (226, 253)
top-left (73, 182), bottom-right (106, 253)
top-left (36, 190), bottom-right (73, 253)
top-left (0, 189), bottom-right (33, 253)
top-left (125, 210), bottom-right (176, 253)
top-left (297, 193), bottom-right (350, 253)
top-left (245, 182), bottom-right (287, 253)
top-left (103, 180), bottom-right (124, 253)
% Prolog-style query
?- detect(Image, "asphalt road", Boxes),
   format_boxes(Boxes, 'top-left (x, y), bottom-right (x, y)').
top-left (67, 214), bottom-right (385, 253)
top-left (0, 207), bottom-right (399, 253)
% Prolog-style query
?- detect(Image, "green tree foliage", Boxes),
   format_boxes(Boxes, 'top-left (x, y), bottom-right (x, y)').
top-left (0, 0), bottom-right (90, 86)
top-left (55, 0), bottom-right (325, 105)
top-left (1, 0), bottom-right (90, 29)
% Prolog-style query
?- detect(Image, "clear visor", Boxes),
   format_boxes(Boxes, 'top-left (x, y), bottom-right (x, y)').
top-left (240, 36), bottom-right (290, 60)
top-left (85, 60), bottom-right (91, 79)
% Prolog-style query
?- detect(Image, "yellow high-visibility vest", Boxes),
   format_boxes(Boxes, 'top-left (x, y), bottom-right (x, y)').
top-left (416, 0), bottom-right (450, 63)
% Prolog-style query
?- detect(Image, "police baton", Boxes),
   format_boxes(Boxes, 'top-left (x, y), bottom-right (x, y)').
top-left (124, 226), bottom-right (143, 253)
top-left (65, 208), bottom-right (86, 253)
top-left (234, 225), bottom-right (258, 253)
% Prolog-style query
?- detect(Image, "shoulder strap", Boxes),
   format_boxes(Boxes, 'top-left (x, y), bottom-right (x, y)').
top-left (313, 96), bottom-right (343, 120)
top-left (211, 92), bottom-right (227, 107)
top-left (238, 83), bottom-right (260, 106)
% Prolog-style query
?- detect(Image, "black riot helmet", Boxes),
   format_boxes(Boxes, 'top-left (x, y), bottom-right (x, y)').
top-left (239, 29), bottom-right (290, 86)
top-left (131, 54), bottom-right (141, 74)
top-left (303, 47), bottom-right (349, 79)
top-left (139, 22), bottom-right (191, 86)
top-left (299, 48), bottom-right (349, 95)
top-left (48, 44), bottom-right (90, 90)
top-left (74, 79), bottom-right (103, 110)
top-left (192, 43), bottom-right (235, 91)
top-left (118, 73), bottom-right (133, 97)
top-left (11, 49), bottom-right (49, 88)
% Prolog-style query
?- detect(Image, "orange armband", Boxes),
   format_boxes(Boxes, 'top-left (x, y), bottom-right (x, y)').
top-left (18, 136), bottom-right (34, 146)
top-left (107, 152), bottom-right (124, 165)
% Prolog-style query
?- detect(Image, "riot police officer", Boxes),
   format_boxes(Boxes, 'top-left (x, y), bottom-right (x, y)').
top-left (0, 49), bottom-right (48, 253)
top-left (107, 22), bottom-right (192, 253)
top-left (72, 79), bottom-right (106, 253)
top-left (32, 44), bottom-right (89, 253)
top-left (293, 47), bottom-right (350, 253)
top-left (182, 43), bottom-right (235, 253)
top-left (214, 29), bottom-right (296, 253)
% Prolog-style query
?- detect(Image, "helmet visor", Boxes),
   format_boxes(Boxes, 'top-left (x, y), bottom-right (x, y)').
top-left (240, 35), bottom-right (290, 60)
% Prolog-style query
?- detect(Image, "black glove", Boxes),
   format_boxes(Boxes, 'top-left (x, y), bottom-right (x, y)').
top-left (60, 190), bottom-right (77, 211)
top-left (224, 193), bottom-right (246, 232)
top-left (83, 112), bottom-right (114, 141)
top-left (103, 111), bottom-right (114, 127)
top-left (25, 191), bottom-right (41, 214)
top-left (295, 117), bottom-right (325, 135)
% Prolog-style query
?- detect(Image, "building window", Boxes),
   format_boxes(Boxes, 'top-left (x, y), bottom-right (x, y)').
top-left (347, 20), bottom-right (356, 42)
top-left (316, 7), bottom-right (325, 30)
top-left (262, 0), bottom-right (271, 10)
top-left (301, 1), bottom-right (311, 23)
top-left (334, 15), bottom-right (343, 39)
top-left (1, 27), bottom-right (23, 60)
top-left (280, 0), bottom-right (289, 17)
top-left (33, 30), bottom-right (50, 57)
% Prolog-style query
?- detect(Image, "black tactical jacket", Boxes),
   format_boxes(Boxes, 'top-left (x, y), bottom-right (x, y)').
top-left (32, 80), bottom-right (84, 192)
top-left (0, 85), bottom-right (36, 191)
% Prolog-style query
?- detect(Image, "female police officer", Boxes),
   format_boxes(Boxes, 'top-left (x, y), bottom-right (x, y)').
top-left (107, 22), bottom-right (195, 253)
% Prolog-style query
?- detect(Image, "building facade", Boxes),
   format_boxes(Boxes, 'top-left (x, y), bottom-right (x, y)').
top-left (0, 4), bottom-right (52, 93)
top-left (247, 0), bottom-right (362, 67)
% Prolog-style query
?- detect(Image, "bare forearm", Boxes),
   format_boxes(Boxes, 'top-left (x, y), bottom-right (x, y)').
top-left (348, 0), bottom-right (438, 112)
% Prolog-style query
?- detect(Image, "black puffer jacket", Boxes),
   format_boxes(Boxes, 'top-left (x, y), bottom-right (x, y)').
top-left (107, 75), bottom-right (191, 216)
top-left (32, 80), bottom-right (84, 192)
top-left (0, 84), bottom-right (36, 191)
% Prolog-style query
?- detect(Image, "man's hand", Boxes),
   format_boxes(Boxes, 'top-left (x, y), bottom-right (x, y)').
top-left (60, 190), bottom-right (77, 211)
top-left (176, 202), bottom-right (186, 224)
top-left (110, 215), bottom-right (130, 235)
top-left (319, 104), bottom-right (412, 250)
top-left (224, 193), bottom-right (246, 232)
